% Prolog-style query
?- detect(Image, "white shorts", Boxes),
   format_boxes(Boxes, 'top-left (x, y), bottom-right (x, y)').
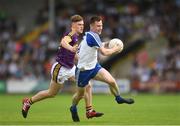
top-left (50, 62), bottom-right (75, 84)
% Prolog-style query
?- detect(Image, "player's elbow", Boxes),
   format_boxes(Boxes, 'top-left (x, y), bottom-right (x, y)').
top-left (100, 50), bottom-right (106, 56)
top-left (61, 41), bottom-right (66, 48)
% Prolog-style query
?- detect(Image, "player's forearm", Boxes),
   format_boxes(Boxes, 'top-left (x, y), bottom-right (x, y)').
top-left (100, 47), bottom-right (115, 56)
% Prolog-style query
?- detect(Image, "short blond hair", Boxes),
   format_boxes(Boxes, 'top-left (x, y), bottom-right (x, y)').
top-left (71, 15), bottom-right (83, 23)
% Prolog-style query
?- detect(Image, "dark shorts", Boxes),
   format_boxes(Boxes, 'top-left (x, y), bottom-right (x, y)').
top-left (75, 63), bottom-right (102, 87)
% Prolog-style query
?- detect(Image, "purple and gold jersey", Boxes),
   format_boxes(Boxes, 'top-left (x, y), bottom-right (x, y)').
top-left (56, 32), bottom-right (78, 69)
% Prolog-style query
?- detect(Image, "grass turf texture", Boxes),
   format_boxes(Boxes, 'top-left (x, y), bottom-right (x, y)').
top-left (0, 93), bottom-right (179, 125)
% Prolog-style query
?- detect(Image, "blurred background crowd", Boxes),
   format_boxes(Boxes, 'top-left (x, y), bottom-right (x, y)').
top-left (0, 0), bottom-right (179, 93)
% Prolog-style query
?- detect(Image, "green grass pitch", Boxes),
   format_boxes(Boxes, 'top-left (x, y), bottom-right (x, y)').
top-left (0, 93), bottom-right (179, 125)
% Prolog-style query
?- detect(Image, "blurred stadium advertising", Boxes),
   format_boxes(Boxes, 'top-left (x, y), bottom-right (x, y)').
top-left (0, 0), bottom-right (179, 94)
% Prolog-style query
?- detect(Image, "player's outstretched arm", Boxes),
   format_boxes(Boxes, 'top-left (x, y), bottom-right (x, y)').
top-left (99, 46), bottom-right (120, 56)
top-left (61, 36), bottom-right (78, 52)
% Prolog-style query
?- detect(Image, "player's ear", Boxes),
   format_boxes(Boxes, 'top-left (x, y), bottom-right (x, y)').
top-left (90, 23), bottom-right (94, 30)
top-left (71, 22), bottom-right (77, 28)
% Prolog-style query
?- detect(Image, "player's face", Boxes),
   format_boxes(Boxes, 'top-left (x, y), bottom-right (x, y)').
top-left (91, 20), bottom-right (103, 35)
top-left (73, 20), bottom-right (84, 34)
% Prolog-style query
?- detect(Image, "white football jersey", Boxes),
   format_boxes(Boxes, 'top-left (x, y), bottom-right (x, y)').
top-left (77, 31), bottom-right (102, 70)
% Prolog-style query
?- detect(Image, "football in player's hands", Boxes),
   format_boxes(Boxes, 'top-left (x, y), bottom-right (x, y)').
top-left (108, 38), bottom-right (124, 53)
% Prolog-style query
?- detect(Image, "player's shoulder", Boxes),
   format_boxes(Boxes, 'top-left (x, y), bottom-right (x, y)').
top-left (63, 32), bottom-right (74, 39)
top-left (86, 31), bottom-right (100, 39)
top-left (86, 31), bottom-right (101, 43)
top-left (63, 35), bottom-right (72, 42)
top-left (86, 31), bottom-right (98, 36)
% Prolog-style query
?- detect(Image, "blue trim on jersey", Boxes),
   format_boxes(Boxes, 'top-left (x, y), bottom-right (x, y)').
top-left (75, 63), bottom-right (102, 87)
top-left (86, 32), bottom-right (102, 48)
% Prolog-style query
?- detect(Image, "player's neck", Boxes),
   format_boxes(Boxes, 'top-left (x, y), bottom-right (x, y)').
top-left (90, 29), bottom-right (97, 34)
top-left (71, 29), bottom-right (78, 36)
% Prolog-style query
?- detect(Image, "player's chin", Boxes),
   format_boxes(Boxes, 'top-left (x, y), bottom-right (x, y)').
top-left (77, 31), bottom-right (82, 34)
top-left (98, 31), bottom-right (102, 35)
top-left (79, 30), bottom-right (83, 34)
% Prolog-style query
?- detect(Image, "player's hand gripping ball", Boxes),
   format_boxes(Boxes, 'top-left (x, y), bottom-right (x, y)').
top-left (108, 38), bottom-right (124, 52)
